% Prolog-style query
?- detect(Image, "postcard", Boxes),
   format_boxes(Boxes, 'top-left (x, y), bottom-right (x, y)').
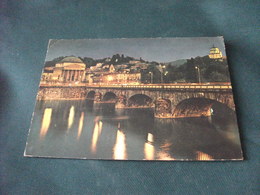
top-left (24, 37), bottom-right (243, 160)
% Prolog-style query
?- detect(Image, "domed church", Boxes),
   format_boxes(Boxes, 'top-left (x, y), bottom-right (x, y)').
top-left (42, 56), bottom-right (86, 83)
top-left (208, 46), bottom-right (223, 61)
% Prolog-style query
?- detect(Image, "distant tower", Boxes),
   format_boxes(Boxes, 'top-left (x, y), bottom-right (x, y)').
top-left (208, 45), bottom-right (223, 61)
top-left (109, 64), bottom-right (116, 72)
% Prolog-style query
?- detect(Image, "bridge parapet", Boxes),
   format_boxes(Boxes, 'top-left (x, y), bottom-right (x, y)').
top-left (39, 82), bottom-right (232, 91)
top-left (37, 82), bottom-right (235, 118)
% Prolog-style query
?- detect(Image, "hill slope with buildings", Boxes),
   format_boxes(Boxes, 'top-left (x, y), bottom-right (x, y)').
top-left (42, 45), bottom-right (229, 84)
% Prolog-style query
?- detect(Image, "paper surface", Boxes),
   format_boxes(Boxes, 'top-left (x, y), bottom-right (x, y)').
top-left (24, 37), bottom-right (243, 161)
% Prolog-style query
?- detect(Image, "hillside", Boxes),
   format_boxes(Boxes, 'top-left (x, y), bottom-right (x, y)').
top-left (166, 59), bottom-right (187, 67)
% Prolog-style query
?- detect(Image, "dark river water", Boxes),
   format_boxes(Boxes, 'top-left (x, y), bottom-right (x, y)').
top-left (25, 100), bottom-right (243, 160)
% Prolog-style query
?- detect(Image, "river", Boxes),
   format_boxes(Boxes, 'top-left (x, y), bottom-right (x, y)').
top-left (25, 100), bottom-right (242, 160)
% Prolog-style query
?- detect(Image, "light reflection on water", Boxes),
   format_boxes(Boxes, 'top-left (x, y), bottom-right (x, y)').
top-left (144, 133), bottom-right (155, 160)
top-left (113, 130), bottom-right (127, 160)
top-left (157, 151), bottom-right (175, 160)
top-left (147, 133), bottom-right (154, 143)
top-left (157, 142), bottom-right (175, 160)
top-left (77, 112), bottom-right (84, 139)
top-left (39, 108), bottom-right (52, 138)
top-left (91, 120), bottom-right (103, 154)
top-left (26, 100), bottom-right (242, 160)
top-left (196, 151), bottom-right (213, 160)
top-left (68, 106), bottom-right (75, 130)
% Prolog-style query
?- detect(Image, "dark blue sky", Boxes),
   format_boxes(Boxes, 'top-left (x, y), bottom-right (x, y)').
top-left (45, 37), bottom-right (226, 62)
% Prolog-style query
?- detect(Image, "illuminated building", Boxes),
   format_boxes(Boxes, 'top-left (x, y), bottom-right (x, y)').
top-left (85, 63), bottom-right (142, 84)
top-left (102, 73), bottom-right (141, 84)
top-left (41, 56), bottom-right (86, 82)
top-left (42, 56), bottom-right (144, 84)
top-left (208, 46), bottom-right (223, 61)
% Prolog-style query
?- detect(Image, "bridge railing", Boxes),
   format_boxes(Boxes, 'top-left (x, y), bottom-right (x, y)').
top-left (39, 82), bottom-right (232, 89)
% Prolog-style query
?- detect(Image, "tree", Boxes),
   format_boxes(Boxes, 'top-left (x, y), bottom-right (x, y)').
top-left (185, 58), bottom-right (197, 82)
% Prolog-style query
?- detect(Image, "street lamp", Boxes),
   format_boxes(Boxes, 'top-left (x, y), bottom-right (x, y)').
top-left (195, 66), bottom-right (201, 83)
top-left (159, 65), bottom-right (166, 83)
top-left (149, 72), bottom-right (153, 83)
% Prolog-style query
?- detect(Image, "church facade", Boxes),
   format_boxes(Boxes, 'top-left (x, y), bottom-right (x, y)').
top-left (41, 56), bottom-right (86, 83)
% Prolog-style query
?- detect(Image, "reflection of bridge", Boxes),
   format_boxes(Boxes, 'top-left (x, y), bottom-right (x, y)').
top-left (37, 83), bottom-right (235, 118)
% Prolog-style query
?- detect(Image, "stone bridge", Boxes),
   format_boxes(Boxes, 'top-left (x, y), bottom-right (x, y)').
top-left (37, 83), bottom-right (236, 118)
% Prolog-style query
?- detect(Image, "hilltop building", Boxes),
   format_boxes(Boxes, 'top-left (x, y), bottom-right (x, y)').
top-left (208, 46), bottom-right (223, 61)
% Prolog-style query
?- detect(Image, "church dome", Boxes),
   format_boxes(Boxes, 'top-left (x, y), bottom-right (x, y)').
top-left (208, 46), bottom-right (223, 60)
top-left (60, 56), bottom-right (84, 63)
top-left (209, 47), bottom-right (221, 54)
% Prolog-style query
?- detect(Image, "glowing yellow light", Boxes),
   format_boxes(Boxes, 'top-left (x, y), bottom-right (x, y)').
top-left (196, 151), bottom-right (213, 160)
top-left (98, 121), bottom-right (103, 135)
top-left (91, 120), bottom-right (103, 154)
top-left (157, 142), bottom-right (175, 160)
top-left (91, 122), bottom-right (99, 154)
top-left (77, 112), bottom-right (84, 139)
top-left (144, 142), bottom-right (155, 160)
top-left (157, 151), bottom-right (175, 160)
top-left (107, 76), bottom-right (113, 81)
top-left (147, 133), bottom-right (154, 143)
top-left (68, 106), bottom-right (75, 130)
top-left (113, 130), bottom-right (127, 160)
top-left (39, 108), bottom-right (52, 138)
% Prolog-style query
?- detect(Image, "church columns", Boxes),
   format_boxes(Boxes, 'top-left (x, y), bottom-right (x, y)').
top-left (67, 71), bottom-right (70, 82)
top-left (73, 70), bottom-right (76, 81)
top-left (80, 70), bottom-right (83, 81)
top-left (65, 71), bottom-right (70, 82)
top-left (76, 70), bottom-right (80, 81)
top-left (62, 70), bottom-right (85, 83)
top-left (77, 71), bottom-right (80, 81)
top-left (75, 70), bottom-right (78, 81)
top-left (70, 70), bottom-right (74, 81)
top-left (81, 71), bottom-right (85, 81)
top-left (77, 70), bottom-right (80, 81)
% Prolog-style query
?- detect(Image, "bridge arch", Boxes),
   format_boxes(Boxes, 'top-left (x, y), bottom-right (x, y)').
top-left (86, 90), bottom-right (103, 102)
top-left (103, 92), bottom-right (117, 102)
top-left (128, 94), bottom-right (153, 107)
top-left (172, 97), bottom-right (234, 118)
top-left (86, 90), bottom-right (95, 99)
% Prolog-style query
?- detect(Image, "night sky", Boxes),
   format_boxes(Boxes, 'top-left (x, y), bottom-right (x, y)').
top-left (45, 37), bottom-right (226, 63)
